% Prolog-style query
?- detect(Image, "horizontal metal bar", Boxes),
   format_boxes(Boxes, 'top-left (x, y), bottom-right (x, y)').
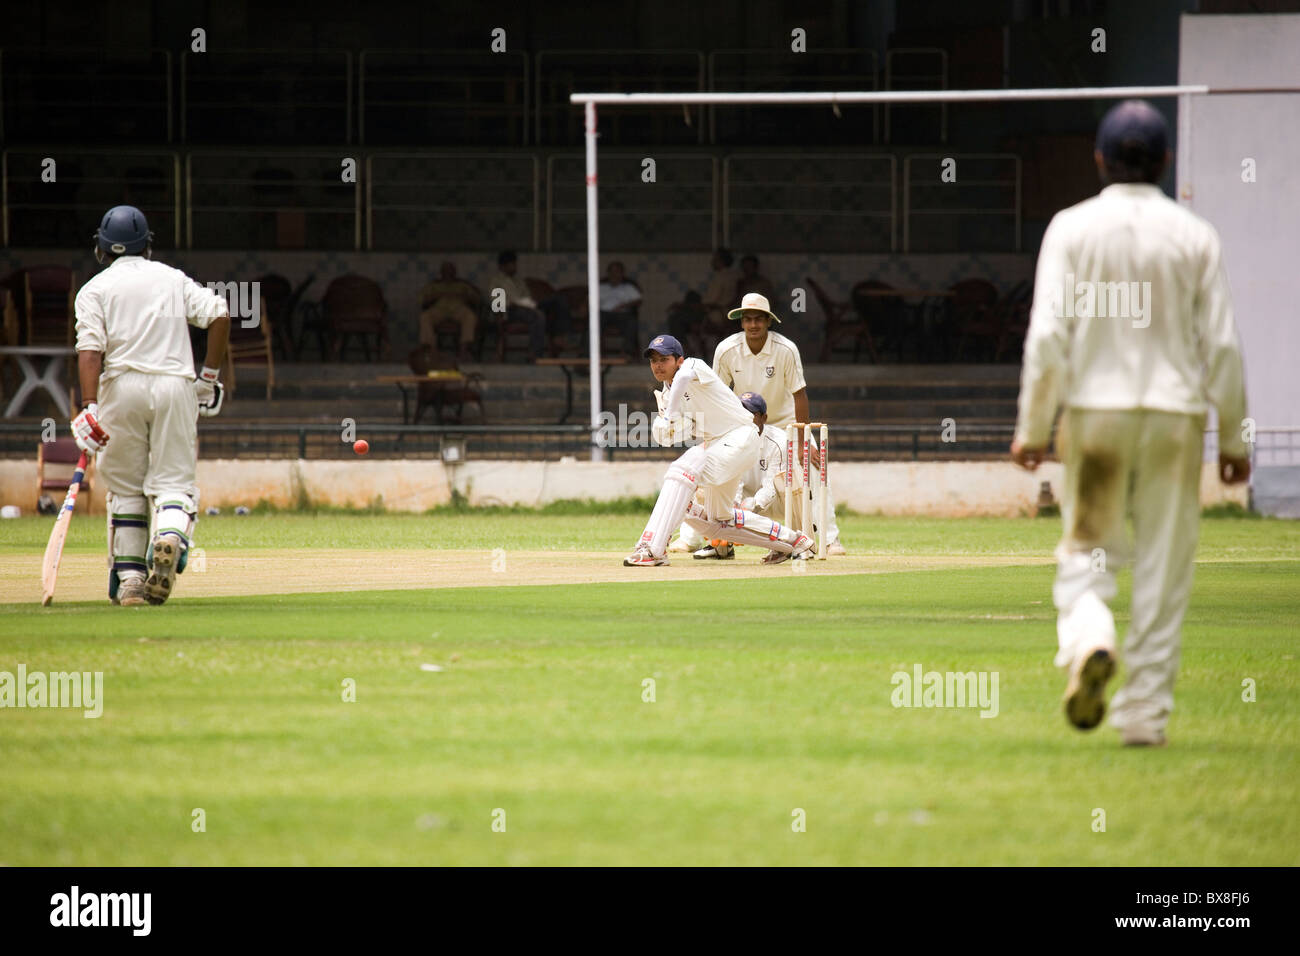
top-left (571, 85), bottom-right (1210, 105)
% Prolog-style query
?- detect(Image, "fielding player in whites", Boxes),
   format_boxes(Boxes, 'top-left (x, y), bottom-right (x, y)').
top-left (625, 335), bottom-right (813, 567)
top-left (711, 292), bottom-right (844, 554)
top-left (1012, 101), bottom-right (1249, 746)
top-left (72, 205), bottom-right (231, 605)
top-left (693, 391), bottom-right (794, 562)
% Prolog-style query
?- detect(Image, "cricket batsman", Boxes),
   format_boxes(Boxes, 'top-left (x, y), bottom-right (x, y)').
top-left (671, 291), bottom-right (845, 555)
top-left (1011, 101), bottom-right (1250, 746)
top-left (625, 335), bottom-right (813, 566)
top-left (692, 391), bottom-right (793, 562)
top-left (71, 205), bottom-right (231, 605)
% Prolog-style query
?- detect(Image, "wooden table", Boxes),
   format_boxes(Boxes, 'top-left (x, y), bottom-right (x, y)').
top-left (0, 346), bottom-right (76, 418)
top-left (535, 357), bottom-right (629, 424)
top-left (376, 371), bottom-right (468, 424)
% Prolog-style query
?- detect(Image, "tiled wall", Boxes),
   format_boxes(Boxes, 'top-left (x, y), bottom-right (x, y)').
top-left (2, 249), bottom-right (1034, 355)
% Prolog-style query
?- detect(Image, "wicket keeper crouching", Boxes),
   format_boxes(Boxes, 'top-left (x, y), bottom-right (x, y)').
top-left (624, 335), bottom-right (813, 567)
top-left (72, 205), bottom-right (231, 606)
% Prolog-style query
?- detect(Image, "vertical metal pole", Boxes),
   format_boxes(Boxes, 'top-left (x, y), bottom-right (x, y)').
top-left (585, 100), bottom-right (604, 462)
top-left (1177, 92), bottom-right (1193, 207)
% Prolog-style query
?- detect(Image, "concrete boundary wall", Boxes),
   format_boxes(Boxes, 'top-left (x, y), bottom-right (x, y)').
top-left (0, 459), bottom-right (1250, 518)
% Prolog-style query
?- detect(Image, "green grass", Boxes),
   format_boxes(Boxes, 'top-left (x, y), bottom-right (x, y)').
top-left (0, 514), bottom-right (1296, 865)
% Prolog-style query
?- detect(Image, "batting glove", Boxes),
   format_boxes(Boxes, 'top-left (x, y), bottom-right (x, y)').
top-left (70, 402), bottom-right (109, 455)
top-left (194, 366), bottom-right (224, 417)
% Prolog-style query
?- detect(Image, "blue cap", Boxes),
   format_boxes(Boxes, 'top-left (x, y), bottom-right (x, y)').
top-left (644, 334), bottom-right (684, 358)
top-left (739, 391), bottom-right (767, 415)
top-left (1096, 100), bottom-right (1168, 165)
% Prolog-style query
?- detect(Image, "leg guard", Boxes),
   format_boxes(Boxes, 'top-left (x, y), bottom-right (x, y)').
top-left (684, 503), bottom-right (806, 554)
top-left (106, 492), bottom-right (149, 600)
top-left (637, 449), bottom-right (705, 558)
top-left (152, 494), bottom-right (197, 572)
top-left (145, 494), bottom-right (197, 604)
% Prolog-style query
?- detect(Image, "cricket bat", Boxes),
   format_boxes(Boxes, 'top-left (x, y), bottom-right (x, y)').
top-left (40, 450), bottom-right (88, 606)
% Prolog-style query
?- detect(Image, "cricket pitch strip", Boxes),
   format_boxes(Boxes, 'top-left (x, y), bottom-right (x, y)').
top-left (1, 550), bottom-right (1056, 604)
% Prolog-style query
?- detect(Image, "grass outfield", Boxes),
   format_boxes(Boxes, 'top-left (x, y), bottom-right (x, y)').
top-left (1, 513), bottom-right (1297, 865)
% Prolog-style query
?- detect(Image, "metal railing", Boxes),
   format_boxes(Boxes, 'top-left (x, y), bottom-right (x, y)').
top-left (366, 152), bottom-right (539, 251)
top-left (358, 50), bottom-right (529, 146)
top-left (884, 48), bottom-right (948, 144)
top-left (535, 49), bottom-right (706, 146)
top-left (707, 49), bottom-right (880, 145)
top-left (185, 151), bottom-right (362, 250)
top-left (0, 422), bottom-right (1020, 462)
top-left (1, 149), bottom-right (182, 249)
top-left (545, 152), bottom-right (717, 251)
top-left (180, 49), bottom-right (352, 145)
top-left (903, 153), bottom-right (1021, 252)
top-left (722, 153), bottom-right (896, 252)
top-left (0, 48), bottom-right (173, 143)
top-left (5, 423), bottom-right (1299, 465)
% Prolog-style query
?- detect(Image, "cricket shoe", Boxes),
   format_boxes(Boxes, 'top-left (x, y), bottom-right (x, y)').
top-left (693, 543), bottom-right (734, 560)
top-left (623, 546), bottom-right (669, 567)
top-left (114, 575), bottom-right (147, 607)
top-left (1120, 725), bottom-right (1167, 747)
top-left (1063, 645), bottom-right (1116, 731)
top-left (826, 539), bottom-right (847, 556)
top-left (145, 533), bottom-right (184, 605)
top-left (666, 538), bottom-right (695, 553)
top-left (761, 533), bottom-right (814, 565)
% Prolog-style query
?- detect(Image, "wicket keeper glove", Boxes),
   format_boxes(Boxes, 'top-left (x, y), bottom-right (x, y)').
top-left (70, 402), bottom-right (109, 455)
top-left (194, 367), bottom-right (224, 417)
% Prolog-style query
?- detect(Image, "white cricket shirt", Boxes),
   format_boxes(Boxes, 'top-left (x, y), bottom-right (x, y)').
top-left (713, 330), bottom-right (808, 427)
top-left (740, 423), bottom-right (789, 510)
top-left (656, 357), bottom-right (755, 443)
top-left (1015, 183), bottom-right (1248, 456)
top-left (74, 257), bottom-right (228, 382)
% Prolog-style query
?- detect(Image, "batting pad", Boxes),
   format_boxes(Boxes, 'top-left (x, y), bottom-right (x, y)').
top-left (107, 493), bottom-right (149, 586)
top-left (685, 506), bottom-right (802, 554)
top-left (638, 457), bottom-right (700, 556)
top-left (153, 494), bottom-right (197, 552)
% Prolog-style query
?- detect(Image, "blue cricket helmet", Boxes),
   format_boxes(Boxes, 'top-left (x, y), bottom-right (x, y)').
top-left (94, 205), bottom-right (153, 255)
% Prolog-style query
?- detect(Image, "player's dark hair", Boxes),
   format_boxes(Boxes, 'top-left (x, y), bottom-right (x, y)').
top-left (715, 248), bottom-right (733, 267)
top-left (498, 250), bottom-right (517, 266)
top-left (1103, 141), bottom-right (1167, 184)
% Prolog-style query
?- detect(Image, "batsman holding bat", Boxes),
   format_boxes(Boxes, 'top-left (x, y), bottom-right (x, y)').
top-left (624, 335), bottom-right (813, 567)
top-left (71, 205), bottom-right (230, 606)
top-left (1012, 101), bottom-right (1249, 746)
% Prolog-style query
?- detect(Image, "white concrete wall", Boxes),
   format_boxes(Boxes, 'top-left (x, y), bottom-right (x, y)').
top-left (1179, 14), bottom-right (1300, 431)
top-left (0, 458), bottom-right (1248, 517)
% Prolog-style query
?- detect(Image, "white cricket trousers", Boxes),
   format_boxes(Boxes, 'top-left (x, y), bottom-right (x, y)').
top-left (1053, 408), bottom-right (1205, 735)
top-left (97, 371), bottom-right (199, 500)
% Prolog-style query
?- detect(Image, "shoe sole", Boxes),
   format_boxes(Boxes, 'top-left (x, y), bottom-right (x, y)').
top-left (765, 538), bottom-right (816, 565)
top-left (145, 538), bottom-right (179, 605)
top-left (1064, 648), bottom-right (1115, 730)
top-left (119, 594), bottom-right (147, 607)
top-left (1122, 734), bottom-right (1168, 748)
top-left (623, 556), bottom-right (668, 567)
top-left (693, 551), bottom-right (734, 560)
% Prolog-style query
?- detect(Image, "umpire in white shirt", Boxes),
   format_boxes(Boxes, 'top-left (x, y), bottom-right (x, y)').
top-left (72, 205), bottom-right (230, 606)
top-left (1011, 101), bottom-right (1250, 746)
